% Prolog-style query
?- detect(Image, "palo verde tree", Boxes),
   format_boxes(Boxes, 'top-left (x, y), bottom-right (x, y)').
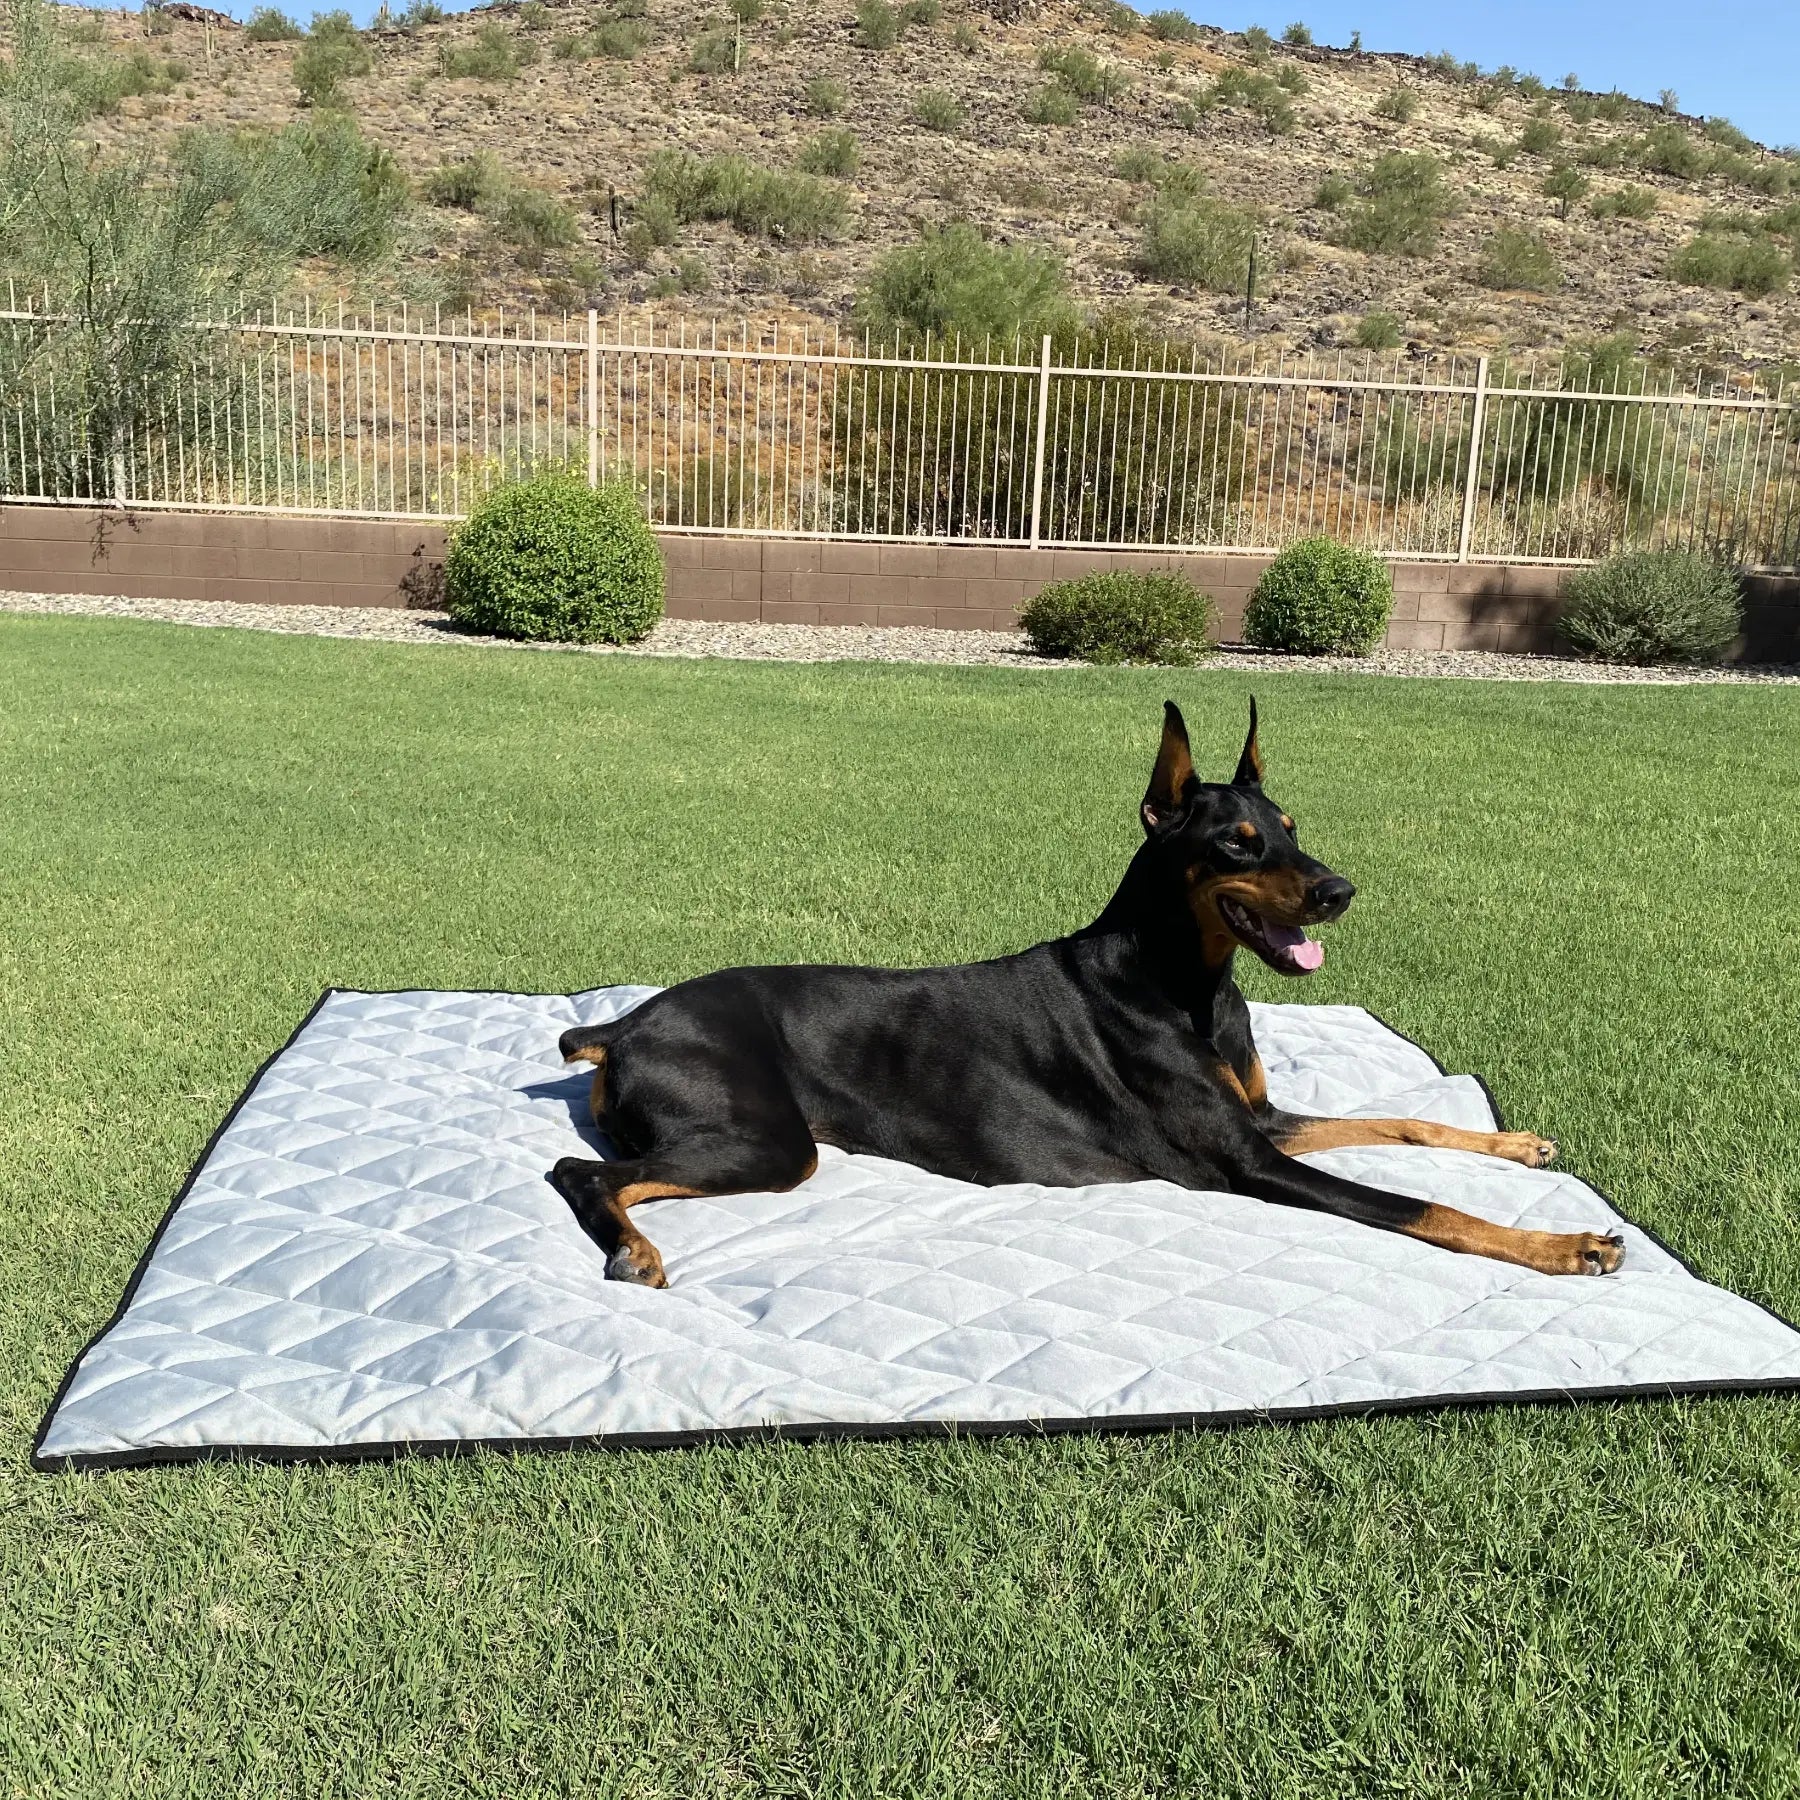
top-left (0, 0), bottom-right (404, 500)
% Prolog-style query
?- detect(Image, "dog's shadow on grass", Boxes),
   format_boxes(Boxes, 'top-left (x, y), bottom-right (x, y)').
top-left (520, 1073), bottom-right (618, 1158)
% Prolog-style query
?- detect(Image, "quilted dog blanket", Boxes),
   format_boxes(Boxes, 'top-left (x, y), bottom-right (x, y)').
top-left (35, 987), bottom-right (1800, 1469)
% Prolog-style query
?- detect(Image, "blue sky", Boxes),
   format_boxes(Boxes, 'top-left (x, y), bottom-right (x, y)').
top-left (267, 1), bottom-right (1795, 149)
top-left (1188, 1), bottom-right (1796, 148)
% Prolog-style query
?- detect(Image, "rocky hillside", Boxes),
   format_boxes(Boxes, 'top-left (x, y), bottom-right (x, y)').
top-left (59, 0), bottom-right (1800, 363)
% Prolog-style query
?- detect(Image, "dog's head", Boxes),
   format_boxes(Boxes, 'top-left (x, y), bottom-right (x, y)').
top-left (1138, 698), bottom-right (1354, 977)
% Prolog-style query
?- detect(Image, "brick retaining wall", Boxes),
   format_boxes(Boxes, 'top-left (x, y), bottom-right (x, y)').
top-left (4, 504), bottom-right (1796, 659)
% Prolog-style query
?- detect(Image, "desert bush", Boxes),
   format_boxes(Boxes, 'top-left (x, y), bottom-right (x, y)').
top-left (951, 17), bottom-right (977, 51)
top-left (445, 472), bottom-right (663, 645)
top-left (293, 18), bottom-right (370, 105)
top-left (837, 316), bottom-right (1246, 541)
top-left (1705, 116), bottom-right (1756, 154)
top-left (796, 128), bottom-right (858, 177)
top-left (1666, 232), bottom-right (1791, 295)
top-left (1244, 537), bottom-right (1393, 654)
top-left (1203, 66), bottom-right (1294, 133)
top-left (1312, 173), bottom-right (1352, 210)
top-left (1373, 85), bottom-right (1416, 123)
top-left (175, 118), bottom-right (409, 264)
top-left (913, 88), bottom-right (963, 132)
top-left (1022, 83), bottom-right (1079, 126)
top-left (642, 150), bottom-right (849, 241)
top-left (1517, 116), bottom-right (1561, 156)
top-left (44, 44), bottom-right (185, 118)
top-left (1336, 152), bottom-right (1453, 256)
top-left (557, 19), bottom-right (650, 59)
top-left (245, 8), bottom-right (303, 41)
top-left (0, 1), bottom-right (417, 501)
top-left (1543, 163), bottom-right (1589, 217)
top-left (1020, 570), bottom-right (1218, 665)
top-left (1639, 122), bottom-right (1709, 179)
top-left (855, 0), bottom-right (898, 50)
top-left (1038, 43), bottom-right (1127, 105)
top-left (1482, 335), bottom-right (1674, 519)
top-left (859, 222), bottom-right (1072, 342)
top-left (805, 75), bottom-right (846, 115)
top-left (1272, 62), bottom-right (1307, 96)
top-left (439, 20), bottom-right (529, 80)
top-left (688, 28), bottom-right (740, 74)
top-left (491, 184), bottom-right (578, 253)
top-left (1353, 309), bottom-right (1403, 349)
top-left (1282, 20), bottom-right (1311, 44)
top-left (1591, 184), bottom-right (1658, 219)
top-left (897, 0), bottom-right (940, 23)
top-left (423, 153), bottom-right (499, 209)
top-left (400, 0), bottom-right (444, 24)
top-left (1116, 145), bottom-right (1162, 183)
top-left (1145, 9), bottom-right (1199, 41)
top-left (1557, 551), bottom-right (1742, 664)
top-left (1136, 194), bottom-right (1258, 290)
top-left (1242, 23), bottom-right (1272, 56)
top-left (1476, 225), bottom-right (1561, 290)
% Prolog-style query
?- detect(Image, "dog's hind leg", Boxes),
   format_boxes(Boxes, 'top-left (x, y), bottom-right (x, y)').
top-left (550, 1135), bottom-right (818, 1287)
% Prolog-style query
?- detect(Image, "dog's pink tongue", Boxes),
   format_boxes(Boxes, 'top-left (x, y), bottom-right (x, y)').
top-left (1267, 922), bottom-right (1326, 973)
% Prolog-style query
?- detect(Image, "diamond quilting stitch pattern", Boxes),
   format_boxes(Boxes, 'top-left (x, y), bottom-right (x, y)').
top-left (33, 988), bottom-right (1800, 1468)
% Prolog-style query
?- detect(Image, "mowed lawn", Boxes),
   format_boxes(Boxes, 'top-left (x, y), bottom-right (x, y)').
top-left (3, 613), bottom-right (1799, 1800)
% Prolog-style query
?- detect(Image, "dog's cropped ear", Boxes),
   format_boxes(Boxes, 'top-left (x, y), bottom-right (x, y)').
top-left (1142, 701), bottom-right (1197, 833)
top-left (1231, 696), bottom-right (1264, 791)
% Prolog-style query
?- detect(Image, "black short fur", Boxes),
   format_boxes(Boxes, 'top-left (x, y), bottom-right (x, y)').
top-left (550, 700), bottom-right (1624, 1287)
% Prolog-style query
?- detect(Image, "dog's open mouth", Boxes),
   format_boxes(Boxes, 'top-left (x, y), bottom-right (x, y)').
top-left (1218, 897), bottom-right (1325, 975)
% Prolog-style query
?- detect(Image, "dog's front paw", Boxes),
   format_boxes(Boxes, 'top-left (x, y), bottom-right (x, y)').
top-left (1562, 1231), bottom-right (1626, 1276)
top-left (1496, 1132), bottom-right (1557, 1168)
top-left (606, 1236), bottom-right (668, 1288)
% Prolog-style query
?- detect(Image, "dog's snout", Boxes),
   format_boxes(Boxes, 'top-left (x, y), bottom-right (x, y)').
top-left (1308, 876), bottom-right (1355, 920)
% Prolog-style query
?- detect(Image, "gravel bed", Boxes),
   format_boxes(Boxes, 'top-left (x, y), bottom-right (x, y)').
top-left (5, 589), bottom-right (1799, 685)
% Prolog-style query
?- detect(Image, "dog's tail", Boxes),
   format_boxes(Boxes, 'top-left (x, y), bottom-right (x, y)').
top-left (559, 1025), bottom-right (612, 1066)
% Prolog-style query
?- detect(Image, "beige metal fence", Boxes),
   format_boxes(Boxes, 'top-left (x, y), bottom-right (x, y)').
top-left (2, 303), bottom-right (1796, 569)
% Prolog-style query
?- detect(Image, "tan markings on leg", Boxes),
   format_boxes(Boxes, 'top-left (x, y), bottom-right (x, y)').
top-left (589, 1068), bottom-right (609, 1128)
top-left (1279, 1116), bottom-right (1558, 1168)
top-left (1401, 1203), bottom-right (1625, 1276)
top-left (1244, 1053), bottom-right (1268, 1110)
top-left (1213, 1061), bottom-right (1251, 1107)
top-left (615, 1179), bottom-right (705, 1210)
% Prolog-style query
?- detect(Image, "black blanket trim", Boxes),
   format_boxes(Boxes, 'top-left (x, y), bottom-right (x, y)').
top-left (32, 989), bottom-right (1800, 1474)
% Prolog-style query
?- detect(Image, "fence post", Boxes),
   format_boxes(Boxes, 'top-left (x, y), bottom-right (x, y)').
top-left (1457, 354), bottom-right (1490, 564)
top-left (586, 308), bottom-right (599, 488)
top-left (1028, 333), bottom-right (1052, 550)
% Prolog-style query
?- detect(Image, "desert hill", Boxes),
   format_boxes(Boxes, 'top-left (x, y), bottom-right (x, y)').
top-left (52, 0), bottom-right (1800, 364)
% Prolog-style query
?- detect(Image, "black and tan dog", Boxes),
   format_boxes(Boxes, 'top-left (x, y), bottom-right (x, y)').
top-left (551, 700), bottom-right (1625, 1289)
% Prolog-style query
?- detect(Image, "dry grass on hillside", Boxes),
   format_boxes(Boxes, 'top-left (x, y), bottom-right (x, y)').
top-left (52, 0), bottom-right (1800, 363)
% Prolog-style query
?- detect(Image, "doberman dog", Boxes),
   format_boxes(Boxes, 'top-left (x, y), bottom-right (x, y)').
top-left (550, 700), bottom-right (1625, 1289)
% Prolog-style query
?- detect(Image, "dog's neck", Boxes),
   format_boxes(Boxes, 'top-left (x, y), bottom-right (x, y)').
top-left (1080, 840), bottom-right (1240, 1030)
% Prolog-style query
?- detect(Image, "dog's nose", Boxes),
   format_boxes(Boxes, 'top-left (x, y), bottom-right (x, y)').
top-left (1308, 877), bottom-right (1355, 920)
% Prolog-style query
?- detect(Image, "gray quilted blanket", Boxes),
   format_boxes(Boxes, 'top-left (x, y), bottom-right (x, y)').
top-left (35, 987), bottom-right (1800, 1469)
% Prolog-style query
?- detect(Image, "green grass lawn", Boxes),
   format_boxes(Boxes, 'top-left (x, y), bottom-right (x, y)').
top-left (3, 614), bottom-right (1799, 1799)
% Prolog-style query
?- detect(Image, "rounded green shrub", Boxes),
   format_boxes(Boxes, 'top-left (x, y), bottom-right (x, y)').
top-left (1244, 537), bottom-right (1393, 654)
top-left (1020, 570), bottom-right (1218, 665)
top-left (445, 472), bottom-right (664, 643)
top-left (1557, 550), bottom-right (1742, 664)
